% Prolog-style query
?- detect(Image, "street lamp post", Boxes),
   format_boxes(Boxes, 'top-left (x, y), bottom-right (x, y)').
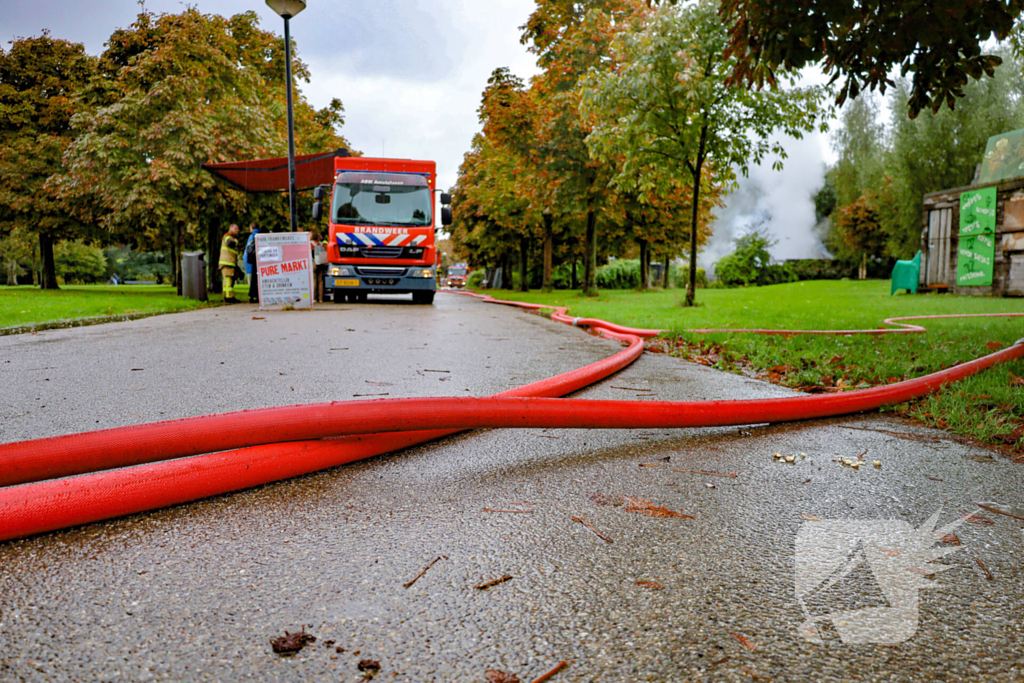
top-left (266, 0), bottom-right (306, 232)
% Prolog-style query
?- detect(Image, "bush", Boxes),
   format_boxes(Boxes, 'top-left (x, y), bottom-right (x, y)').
top-left (103, 246), bottom-right (171, 282)
top-left (783, 258), bottom-right (896, 282)
top-left (55, 241), bottom-right (107, 284)
top-left (672, 266), bottom-right (707, 289)
top-left (715, 229), bottom-right (796, 287)
top-left (467, 270), bottom-right (485, 288)
top-left (596, 259), bottom-right (641, 289)
top-left (550, 263), bottom-right (575, 289)
top-left (785, 259), bottom-right (853, 281)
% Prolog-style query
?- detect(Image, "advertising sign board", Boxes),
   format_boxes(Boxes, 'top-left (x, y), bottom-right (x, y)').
top-left (255, 232), bottom-right (313, 309)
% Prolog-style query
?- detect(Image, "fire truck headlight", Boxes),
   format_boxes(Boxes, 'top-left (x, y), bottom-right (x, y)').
top-left (329, 266), bottom-right (351, 276)
top-left (413, 269), bottom-right (434, 278)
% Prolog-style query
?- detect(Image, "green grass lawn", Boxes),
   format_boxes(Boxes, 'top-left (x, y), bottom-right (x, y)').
top-left (476, 280), bottom-right (1024, 456)
top-left (0, 284), bottom-right (232, 331)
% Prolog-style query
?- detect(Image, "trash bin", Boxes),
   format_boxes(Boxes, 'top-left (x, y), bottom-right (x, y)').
top-left (181, 251), bottom-right (207, 301)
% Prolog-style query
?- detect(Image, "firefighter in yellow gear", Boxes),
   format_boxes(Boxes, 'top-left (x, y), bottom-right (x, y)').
top-left (219, 223), bottom-right (241, 303)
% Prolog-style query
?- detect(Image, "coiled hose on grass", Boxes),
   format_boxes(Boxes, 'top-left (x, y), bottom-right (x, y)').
top-left (0, 292), bottom-right (1021, 542)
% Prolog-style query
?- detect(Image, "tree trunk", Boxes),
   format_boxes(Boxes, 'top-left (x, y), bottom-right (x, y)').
top-left (571, 259), bottom-right (577, 290)
top-left (173, 224), bottom-right (182, 294)
top-left (582, 207), bottom-right (598, 296)
top-left (685, 160), bottom-right (704, 307)
top-left (518, 234), bottom-right (530, 292)
top-left (542, 213), bottom-right (553, 292)
top-left (501, 252), bottom-right (513, 290)
top-left (859, 252), bottom-right (867, 280)
top-left (662, 250), bottom-right (671, 289)
top-left (32, 239), bottom-right (40, 286)
top-left (38, 232), bottom-right (59, 290)
top-left (207, 222), bottom-right (222, 294)
top-left (638, 238), bottom-right (649, 289)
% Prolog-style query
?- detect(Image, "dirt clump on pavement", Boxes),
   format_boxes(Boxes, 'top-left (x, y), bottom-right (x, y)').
top-left (270, 627), bottom-right (316, 656)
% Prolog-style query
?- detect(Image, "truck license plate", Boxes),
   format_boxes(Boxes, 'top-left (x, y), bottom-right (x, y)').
top-left (336, 279), bottom-right (359, 287)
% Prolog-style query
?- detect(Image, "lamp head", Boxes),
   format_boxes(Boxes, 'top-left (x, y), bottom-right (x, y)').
top-left (266, 0), bottom-right (306, 19)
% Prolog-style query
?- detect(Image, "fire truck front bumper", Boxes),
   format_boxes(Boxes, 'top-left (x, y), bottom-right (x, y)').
top-left (324, 265), bottom-right (436, 295)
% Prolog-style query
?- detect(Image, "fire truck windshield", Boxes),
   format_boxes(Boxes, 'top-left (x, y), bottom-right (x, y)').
top-left (332, 172), bottom-right (432, 227)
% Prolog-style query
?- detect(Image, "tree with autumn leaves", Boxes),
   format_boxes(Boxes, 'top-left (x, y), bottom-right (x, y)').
top-left (0, 32), bottom-right (97, 289)
top-left (582, 0), bottom-right (825, 305)
top-left (55, 9), bottom-right (350, 293)
top-left (453, 0), bottom-right (688, 296)
top-left (453, 0), bottom-right (824, 305)
top-left (2, 9), bottom-right (352, 292)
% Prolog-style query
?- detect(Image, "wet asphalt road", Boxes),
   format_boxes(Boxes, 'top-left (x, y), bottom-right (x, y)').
top-left (1, 292), bottom-right (1023, 682)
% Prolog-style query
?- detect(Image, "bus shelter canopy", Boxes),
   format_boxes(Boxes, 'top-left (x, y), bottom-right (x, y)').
top-left (201, 148), bottom-right (350, 194)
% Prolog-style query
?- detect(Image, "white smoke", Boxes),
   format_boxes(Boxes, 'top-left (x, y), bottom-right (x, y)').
top-left (701, 131), bottom-right (830, 272)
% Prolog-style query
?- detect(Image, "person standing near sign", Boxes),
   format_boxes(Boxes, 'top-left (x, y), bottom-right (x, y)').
top-left (244, 223), bottom-right (262, 304)
top-left (311, 230), bottom-right (328, 303)
top-left (219, 223), bottom-right (241, 303)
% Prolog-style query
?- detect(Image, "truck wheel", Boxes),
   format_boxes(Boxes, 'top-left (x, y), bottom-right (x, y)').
top-left (413, 291), bottom-right (434, 305)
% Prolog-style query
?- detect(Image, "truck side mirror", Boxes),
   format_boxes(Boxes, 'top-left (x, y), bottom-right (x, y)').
top-left (312, 201), bottom-right (322, 221)
top-left (440, 192), bottom-right (452, 206)
top-left (313, 184), bottom-right (330, 201)
top-left (441, 206), bottom-right (453, 226)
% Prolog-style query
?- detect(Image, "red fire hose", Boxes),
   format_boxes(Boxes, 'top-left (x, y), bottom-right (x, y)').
top-left (0, 293), bottom-right (1021, 543)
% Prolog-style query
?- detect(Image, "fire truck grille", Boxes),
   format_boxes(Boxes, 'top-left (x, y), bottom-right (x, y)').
top-left (360, 246), bottom-right (404, 258)
top-left (357, 267), bottom-right (407, 276)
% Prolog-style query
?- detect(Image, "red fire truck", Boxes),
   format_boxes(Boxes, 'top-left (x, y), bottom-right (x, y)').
top-left (312, 157), bottom-right (452, 304)
top-left (202, 150), bottom-right (451, 304)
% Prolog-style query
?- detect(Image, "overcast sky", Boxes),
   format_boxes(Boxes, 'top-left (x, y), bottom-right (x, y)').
top-left (5, 0), bottom-right (834, 261)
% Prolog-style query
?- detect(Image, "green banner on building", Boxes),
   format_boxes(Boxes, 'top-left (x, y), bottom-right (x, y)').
top-left (957, 187), bottom-right (997, 286)
top-left (957, 232), bottom-right (995, 286)
top-left (959, 187), bottom-right (997, 236)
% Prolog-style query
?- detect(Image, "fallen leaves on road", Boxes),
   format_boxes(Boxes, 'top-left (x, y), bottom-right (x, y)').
top-left (586, 492), bottom-right (623, 507)
top-left (358, 659), bottom-right (381, 679)
top-left (623, 497), bottom-right (694, 519)
top-left (634, 580), bottom-right (664, 589)
top-left (671, 469), bottom-right (738, 478)
top-left (530, 661), bottom-right (568, 683)
top-left (571, 516), bottom-right (613, 543)
top-left (976, 502), bottom-right (1024, 521)
top-left (486, 671), bottom-right (521, 683)
top-left (961, 510), bottom-right (994, 526)
top-left (474, 575), bottom-right (513, 590)
top-left (403, 555), bottom-right (447, 589)
top-left (270, 627), bottom-right (316, 656)
top-left (941, 533), bottom-right (961, 545)
top-left (974, 555), bottom-right (994, 580)
top-left (730, 632), bottom-right (757, 651)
